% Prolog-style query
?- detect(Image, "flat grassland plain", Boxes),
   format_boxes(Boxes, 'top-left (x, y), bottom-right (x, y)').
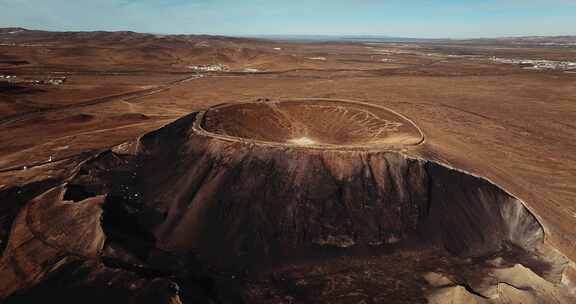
top-left (1, 29), bottom-right (576, 303)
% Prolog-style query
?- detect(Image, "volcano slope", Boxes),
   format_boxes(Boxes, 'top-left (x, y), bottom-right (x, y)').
top-left (0, 99), bottom-right (573, 303)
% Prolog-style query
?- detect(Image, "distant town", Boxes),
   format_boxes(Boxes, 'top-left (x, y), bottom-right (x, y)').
top-left (491, 57), bottom-right (576, 71)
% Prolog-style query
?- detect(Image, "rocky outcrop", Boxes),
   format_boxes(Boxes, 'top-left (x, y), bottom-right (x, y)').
top-left (0, 178), bottom-right (61, 254)
top-left (0, 186), bottom-right (105, 297)
top-left (427, 264), bottom-right (576, 304)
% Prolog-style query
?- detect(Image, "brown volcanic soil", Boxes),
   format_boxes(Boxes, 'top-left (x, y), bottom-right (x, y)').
top-left (0, 29), bottom-right (576, 303)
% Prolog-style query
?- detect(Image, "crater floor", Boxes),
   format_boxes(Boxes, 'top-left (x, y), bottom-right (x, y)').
top-left (198, 99), bottom-right (424, 149)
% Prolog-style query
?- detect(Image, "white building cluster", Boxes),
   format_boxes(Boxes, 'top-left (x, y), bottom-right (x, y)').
top-left (0, 74), bottom-right (66, 85)
top-left (492, 57), bottom-right (576, 71)
top-left (46, 78), bottom-right (66, 85)
top-left (0, 43), bottom-right (47, 47)
top-left (187, 64), bottom-right (229, 72)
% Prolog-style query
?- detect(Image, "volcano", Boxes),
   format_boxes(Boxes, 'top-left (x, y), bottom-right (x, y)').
top-left (0, 99), bottom-right (570, 303)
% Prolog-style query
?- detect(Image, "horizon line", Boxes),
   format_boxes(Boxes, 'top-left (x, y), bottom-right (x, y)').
top-left (2, 26), bottom-right (575, 41)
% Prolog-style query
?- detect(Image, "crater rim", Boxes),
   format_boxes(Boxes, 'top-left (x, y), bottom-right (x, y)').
top-left (193, 98), bottom-right (425, 151)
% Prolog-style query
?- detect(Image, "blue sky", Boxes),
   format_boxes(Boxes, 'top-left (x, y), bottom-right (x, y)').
top-left (1, 0), bottom-right (575, 38)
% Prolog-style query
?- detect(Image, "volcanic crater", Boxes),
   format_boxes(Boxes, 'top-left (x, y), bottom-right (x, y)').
top-left (197, 99), bottom-right (424, 148)
top-left (1, 99), bottom-right (567, 303)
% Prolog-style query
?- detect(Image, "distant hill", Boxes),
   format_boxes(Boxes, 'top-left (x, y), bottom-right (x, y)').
top-left (0, 28), bottom-right (301, 72)
top-left (0, 27), bottom-right (261, 45)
